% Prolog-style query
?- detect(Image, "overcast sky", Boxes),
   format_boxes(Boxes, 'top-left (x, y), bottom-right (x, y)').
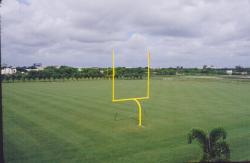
top-left (1, 0), bottom-right (250, 68)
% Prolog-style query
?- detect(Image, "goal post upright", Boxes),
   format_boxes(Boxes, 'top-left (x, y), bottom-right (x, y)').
top-left (112, 49), bottom-right (151, 127)
top-left (112, 49), bottom-right (115, 102)
top-left (147, 49), bottom-right (150, 98)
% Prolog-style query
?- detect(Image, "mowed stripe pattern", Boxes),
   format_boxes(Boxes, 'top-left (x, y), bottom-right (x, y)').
top-left (3, 79), bottom-right (250, 162)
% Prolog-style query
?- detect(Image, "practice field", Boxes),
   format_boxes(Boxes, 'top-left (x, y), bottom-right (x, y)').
top-left (3, 78), bottom-right (250, 162)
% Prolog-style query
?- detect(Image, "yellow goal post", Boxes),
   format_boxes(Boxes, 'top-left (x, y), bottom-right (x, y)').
top-left (112, 49), bottom-right (151, 126)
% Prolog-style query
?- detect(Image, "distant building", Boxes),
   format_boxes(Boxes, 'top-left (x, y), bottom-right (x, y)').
top-left (26, 63), bottom-right (44, 71)
top-left (26, 68), bottom-right (39, 72)
top-left (226, 70), bottom-right (233, 75)
top-left (208, 65), bottom-right (216, 69)
top-left (1, 67), bottom-right (17, 75)
top-left (34, 63), bottom-right (44, 70)
top-left (233, 71), bottom-right (248, 75)
top-left (33, 63), bottom-right (42, 67)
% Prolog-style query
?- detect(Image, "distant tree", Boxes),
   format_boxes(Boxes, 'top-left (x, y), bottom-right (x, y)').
top-left (235, 66), bottom-right (244, 72)
top-left (201, 65), bottom-right (208, 74)
top-left (74, 72), bottom-right (81, 80)
top-left (16, 67), bottom-right (28, 73)
top-left (2, 75), bottom-right (10, 82)
top-left (188, 127), bottom-right (230, 162)
top-left (21, 73), bottom-right (26, 82)
top-left (11, 74), bottom-right (16, 82)
top-left (15, 72), bottom-right (22, 81)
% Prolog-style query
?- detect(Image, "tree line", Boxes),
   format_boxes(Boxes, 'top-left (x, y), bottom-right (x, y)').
top-left (1, 65), bottom-right (250, 82)
top-left (1, 66), bottom-right (148, 82)
top-left (154, 66), bottom-right (250, 75)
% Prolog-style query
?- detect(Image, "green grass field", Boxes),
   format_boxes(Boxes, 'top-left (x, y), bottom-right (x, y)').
top-left (3, 78), bottom-right (250, 162)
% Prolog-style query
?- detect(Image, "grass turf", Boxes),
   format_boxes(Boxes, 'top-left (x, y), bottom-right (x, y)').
top-left (3, 78), bottom-right (250, 162)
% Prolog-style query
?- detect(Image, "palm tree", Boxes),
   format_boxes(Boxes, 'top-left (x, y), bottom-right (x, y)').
top-left (188, 127), bottom-right (230, 162)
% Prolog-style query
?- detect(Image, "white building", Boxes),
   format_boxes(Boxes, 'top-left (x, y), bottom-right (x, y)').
top-left (1, 67), bottom-right (17, 75)
top-left (226, 70), bottom-right (233, 75)
top-left (26, 67), bottom-right (44, 71)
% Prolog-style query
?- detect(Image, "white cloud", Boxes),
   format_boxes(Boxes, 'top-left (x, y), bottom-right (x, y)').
top-left (2, 0), bottom-right (250, 67)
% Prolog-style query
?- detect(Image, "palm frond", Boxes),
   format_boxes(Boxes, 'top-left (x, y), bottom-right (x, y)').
top-left (213, 141), bottom-right (230, 160)
top-left (188, 128), bottom-right (208, 146)
top-left (188, 127), bottom-right (231, 162)
top-left (209, 127), bottom-right (227, 144)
